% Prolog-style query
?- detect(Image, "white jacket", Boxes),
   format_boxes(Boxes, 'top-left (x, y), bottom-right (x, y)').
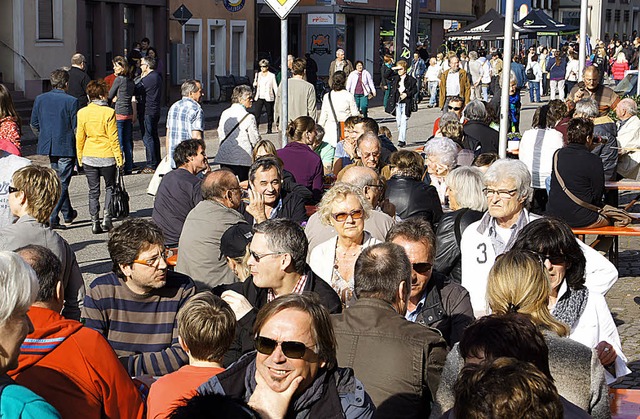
top-left (318, 90), bottom-right (358, 147)
top-left (309, 232), bottom-right (381, 284)
top-left (214, 103), bottom-right (260, 167)
top-left (253, 71), bottom-right (278, 102)
top-left (460, 210), bottom-right (618, 317)
top-left (616, 115), bottom-right (640, 179)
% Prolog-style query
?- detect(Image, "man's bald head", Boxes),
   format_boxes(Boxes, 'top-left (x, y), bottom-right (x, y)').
top-left (202, 169), bottom-right (239, 201)
top-left (342, 166), bottom-right (379, 189)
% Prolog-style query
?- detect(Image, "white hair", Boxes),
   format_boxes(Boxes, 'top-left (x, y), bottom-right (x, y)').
top-left (483, 159), bottom-right (533, 205)
top-left (424, 137), bottom-right (459, 172)
top-left (446, 166), bottom-right (488, 212)
top-left (618, 98), bottom-right (637, 116)
top-left (0, 251), bottom-right (39, 326)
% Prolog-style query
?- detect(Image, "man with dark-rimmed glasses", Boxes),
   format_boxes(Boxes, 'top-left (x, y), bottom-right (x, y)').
top-left (386, 218), bottom-right (473, 347)
top-left (214, 218), bottom-right (341, 366)
top-left (82, 218), bottom-right (196, 376)
top-left (198, 293), bottom-right (374, 418)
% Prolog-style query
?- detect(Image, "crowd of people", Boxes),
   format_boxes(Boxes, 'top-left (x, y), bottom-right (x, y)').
top-left (1, 34), bottom-right (639, 418)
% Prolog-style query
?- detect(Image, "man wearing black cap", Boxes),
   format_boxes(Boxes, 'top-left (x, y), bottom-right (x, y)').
top-left (220, 223), bottom-right (253, 281)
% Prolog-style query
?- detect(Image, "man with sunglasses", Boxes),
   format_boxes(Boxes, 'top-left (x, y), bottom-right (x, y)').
top-left (386, 219), bottom-right (473, 347)
top-left (177, 169), bottom-right (248, 290)
top-left (83, 218), bottom-right (196, 376)
top-left (199, 294), bottom-right (374, 418)
top-left (332, 242), bottom-right (447, 418)
top-left (438, 55), bottom-right (470, 111)
top-left (214, 219), bottom-right (341, 365)
top-left (431, 96), bottom-right (464, 137)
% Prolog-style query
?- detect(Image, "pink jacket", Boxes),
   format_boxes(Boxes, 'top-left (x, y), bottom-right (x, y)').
top-left (346, 70), bottom-right (376, 96)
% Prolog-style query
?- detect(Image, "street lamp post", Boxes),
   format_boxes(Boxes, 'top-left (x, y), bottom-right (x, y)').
top-left (498, 0), bottom-right (515, 159)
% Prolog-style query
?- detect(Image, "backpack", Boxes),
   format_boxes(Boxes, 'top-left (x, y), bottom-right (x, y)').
top-left (526, 67), bottom-right (536, 80)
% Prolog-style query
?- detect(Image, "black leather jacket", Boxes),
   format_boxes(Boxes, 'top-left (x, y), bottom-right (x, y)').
top-left (410, 271), bottom-right (475, 347)
top-left (462, 120), bottom-right (499, 155)
top-left (385, 175), bottom-right (442, 226)
top-left (434, 208), bottom-right (484, 284)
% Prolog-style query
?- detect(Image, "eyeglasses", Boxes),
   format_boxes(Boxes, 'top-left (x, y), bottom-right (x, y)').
top-left (483, 188), bottom-right (518, 199)
top-left (331, 209), bottom-right (364, 222)
top-left (366, 183), bottom-right (384, 189)
top-left (529, 250), bottom-right (566, 265)
top-left (412, 262), bottom-right (433, 274)
top-left (8, 186), bottom-right (19, 194)
top-left (255, 336), bottom-right (310, 359)
top-left (133, 248), bottom-right (174, 267)
top-left (448, 105), bottom-right (462, 111)
top-left (249, 250), bottom-right (283, 262)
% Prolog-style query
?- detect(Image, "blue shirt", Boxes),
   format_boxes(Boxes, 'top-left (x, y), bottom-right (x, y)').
top-left (404, 289), bottom-right (428, 322)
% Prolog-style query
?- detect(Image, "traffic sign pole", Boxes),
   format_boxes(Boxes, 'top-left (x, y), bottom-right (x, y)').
top-left (281, 18), bottom-right (288, 146)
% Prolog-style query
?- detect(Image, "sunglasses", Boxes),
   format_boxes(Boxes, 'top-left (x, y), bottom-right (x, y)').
top-left (412, 262), bottom-right (433, 274)
top-left (448, 106), bottom-right (462, 111)
top-left (255, 336), bottom-right (309, 359)
top-left (531, 251), bottom-right (566, 265)
top-left (249, 250), bottom-right (282, 262)
top-left (331, 209), bottom-right (364, 222)
top-left (8, 186), bottom-right (19, 194)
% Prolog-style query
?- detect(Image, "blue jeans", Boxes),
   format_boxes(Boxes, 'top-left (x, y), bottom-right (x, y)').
top-left (354, 94), bottom-right (369, 117)
top-left (142, 114), bottom-right (161, 169)
top-left (396, 103), bottom-right (407, 144)
top-left (528, 81), bottom-right (540, 102)
top-left (428, 81), bottom-right (439, 106)
top-left (49, 156), bottom-right (75, 224)
top-left (117, 119), bottom-right (134, 173)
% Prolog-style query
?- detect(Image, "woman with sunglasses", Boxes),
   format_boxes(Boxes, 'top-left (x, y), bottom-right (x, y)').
top-left (252, 59), bottom-right (278, 134)
top-left (309, 183), bottom-right (380, 306)
top-left (511, 217), bottom-right (630, 384)
top-left (432, 249), bottom-right (610, 418)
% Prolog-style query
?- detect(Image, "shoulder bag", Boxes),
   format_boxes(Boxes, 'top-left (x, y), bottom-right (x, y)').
top-left (110, 169), bottom-right (130, 219)
top-left (553, 152), bottom-right (633, 226)
top-left (220, 112), bottom-right (251, 145)
top-left (328, 92), bottom-right (345, 142)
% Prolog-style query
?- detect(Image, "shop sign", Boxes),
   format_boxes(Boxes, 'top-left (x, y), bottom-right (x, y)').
top-left (224, 0), bottom-right (245, 12)
top-left (308, 13), bottom-right (334, 25)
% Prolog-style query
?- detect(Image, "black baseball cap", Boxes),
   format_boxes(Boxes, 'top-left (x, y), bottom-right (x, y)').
top-left (221, 223), bottom-right (253, 259)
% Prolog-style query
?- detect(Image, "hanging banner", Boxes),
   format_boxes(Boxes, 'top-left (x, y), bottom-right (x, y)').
top-left (394, 0), bottom-right (421, 62)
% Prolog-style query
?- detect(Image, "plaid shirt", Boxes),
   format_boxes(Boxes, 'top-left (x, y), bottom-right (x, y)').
top-left (267, 274), bottom-right (308, 302)
top-left (166, 97), bottom-right (204, 168)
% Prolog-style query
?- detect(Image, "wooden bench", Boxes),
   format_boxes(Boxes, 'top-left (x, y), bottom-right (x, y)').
top-left (609, 388), bottom-right (640, 418)
top-left (572, 225), bottom-right (640, 266)
top-left (605, 180), bottom-right (640, 209)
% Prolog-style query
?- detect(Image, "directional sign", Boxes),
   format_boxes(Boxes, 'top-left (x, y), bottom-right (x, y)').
top-left (264, 0), bottom-right (300, 20)
top-left (172, 5), bottom-right (193, 26)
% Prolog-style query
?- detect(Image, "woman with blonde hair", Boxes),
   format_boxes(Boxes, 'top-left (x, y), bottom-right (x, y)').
top-left (611, 52), bottom-right (629, 85)
top-left (309, 183), bottom-right (380, 306)
top-left (432, 249), bottom-right (610, 418)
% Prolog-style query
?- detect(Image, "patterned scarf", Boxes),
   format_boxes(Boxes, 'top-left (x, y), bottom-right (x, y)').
top-left (552, 286), bottom-right (589, 328)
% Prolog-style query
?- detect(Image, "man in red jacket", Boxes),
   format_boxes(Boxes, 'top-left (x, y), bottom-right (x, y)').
top-left (9, 244), bottom-right (144, 419)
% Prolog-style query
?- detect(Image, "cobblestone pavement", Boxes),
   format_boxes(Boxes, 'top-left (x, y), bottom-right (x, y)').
top-left (20, 89), bottom-right (640, 388)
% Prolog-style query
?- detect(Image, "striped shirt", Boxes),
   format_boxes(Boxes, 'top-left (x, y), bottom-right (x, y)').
top-left (166, 97), bottom-right (204, 168)
top-left (82, 271), bottom-right (196, 376)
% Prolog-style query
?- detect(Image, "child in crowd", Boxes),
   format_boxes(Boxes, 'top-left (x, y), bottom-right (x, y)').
top-left (146, 293), bottom-right (236, 419)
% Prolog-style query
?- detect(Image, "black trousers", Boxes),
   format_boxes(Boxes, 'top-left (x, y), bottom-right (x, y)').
top-left (84, 164), bottom-right (117, 218)
top-left (252, 99), bottom-right (274, 129)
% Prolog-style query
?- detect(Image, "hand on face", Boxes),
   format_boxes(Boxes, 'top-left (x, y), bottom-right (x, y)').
top-left (250, 364), bottom-right (304, 419)
top-left (247, 187), bottom-right (267, 223)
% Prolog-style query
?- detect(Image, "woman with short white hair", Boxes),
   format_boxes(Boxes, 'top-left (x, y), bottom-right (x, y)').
top-left (423, 137), bottom-right (458, 205)
top-left (0, 251), bottom-right (61, 417)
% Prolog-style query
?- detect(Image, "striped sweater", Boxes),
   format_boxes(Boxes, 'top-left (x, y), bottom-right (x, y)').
top-left (82, 271), bottom-right (196, 376)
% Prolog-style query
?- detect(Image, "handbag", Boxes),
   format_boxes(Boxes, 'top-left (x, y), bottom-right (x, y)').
top-left (110, 169), bottom-right (130, 219)
top-left (327, 92), bottom-right (345, 141)
top-left (526, 67), bottom-right (536, 80)
top-left (553, 153), bottom-right (634, 226)
top-left (147, 155), bottom-right (173, 196)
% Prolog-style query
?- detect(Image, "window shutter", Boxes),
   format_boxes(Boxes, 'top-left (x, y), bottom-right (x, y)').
top-left (38, 0), bottom-right (54, 39)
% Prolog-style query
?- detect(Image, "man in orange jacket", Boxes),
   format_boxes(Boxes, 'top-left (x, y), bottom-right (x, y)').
top-left (8, 245), bottom-right (145, 419)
